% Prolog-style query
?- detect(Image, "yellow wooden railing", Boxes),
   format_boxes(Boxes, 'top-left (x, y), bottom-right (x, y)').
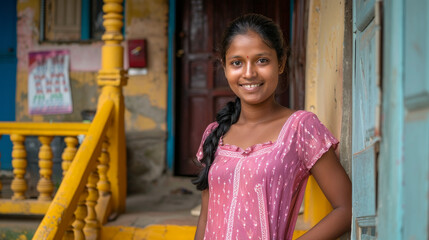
top-left (0, 0), bottom-right (127, 239)
top-left (0, 123), bottom-right (90, 215)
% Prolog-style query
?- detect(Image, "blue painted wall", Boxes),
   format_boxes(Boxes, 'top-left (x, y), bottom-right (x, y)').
top-left (0, 0), bottom-right (17, 170)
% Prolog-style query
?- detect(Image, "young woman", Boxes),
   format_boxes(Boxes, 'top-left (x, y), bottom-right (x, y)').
top-left (192, 13), bottom-right (351, 240)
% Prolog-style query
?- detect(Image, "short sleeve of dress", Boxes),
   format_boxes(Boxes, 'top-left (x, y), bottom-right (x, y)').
top-left (196, 122), bottom-right (219, 162)
top-left (297, 112), bottom-right (339, 170)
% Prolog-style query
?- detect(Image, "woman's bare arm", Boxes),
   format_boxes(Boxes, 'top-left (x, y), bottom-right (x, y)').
top-left (194, 189), bottom-right (209, 240)
top-left (298, 148), bottom-right (352, 240)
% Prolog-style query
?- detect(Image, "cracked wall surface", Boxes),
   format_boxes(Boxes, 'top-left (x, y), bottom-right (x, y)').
top-left (16, 0), bottom-right (169, 193)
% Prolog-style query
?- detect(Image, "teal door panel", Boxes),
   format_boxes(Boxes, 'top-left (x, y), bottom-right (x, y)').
top-left (404, 0), bottom-right (429, 110)
top-left (403, 111), bottom-right (429, 239)
top-left (352, 146), bottom-right (376, 218)
top-left (379, 0), bottom-right (429, 239)
top-left (0, 0), bottom-right (17, 170)
top-left (353, 20), bottom-right (380, 154)
top-left (352, 1), bottom-right (380, 239)
top-left (402, 0), bottom-right (429, 239)
top-left (355, 0), bottom-right (375, 31)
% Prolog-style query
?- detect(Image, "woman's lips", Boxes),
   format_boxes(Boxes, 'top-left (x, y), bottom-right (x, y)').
top-left (240, 83), bottom-right (263, 90)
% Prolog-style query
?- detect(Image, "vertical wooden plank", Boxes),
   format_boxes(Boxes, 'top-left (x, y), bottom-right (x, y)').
top-left (403, 112), bottom-right (429, 239)
top-left (377, 0), bottom-right (404, 239)
top-left (402, 0), bottom-right (429, 239)
top-left (352, 1), bottom-right (380, 239)
top-left (404, 0), bottom-right (429, 109)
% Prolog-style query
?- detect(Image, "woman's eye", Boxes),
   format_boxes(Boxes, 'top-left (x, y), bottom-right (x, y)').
top-left (231, 60), bottom-right (242, 67)
top-left (257, 58), bottom-right (269, 64)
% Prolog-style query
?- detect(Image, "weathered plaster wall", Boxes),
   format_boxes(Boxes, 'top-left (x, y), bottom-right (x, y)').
top-left (16, 0), bottom-right (169, 193)
top-left (124, 0), bottom-right (169, 193)
top-left (304, 0), bottom-right (349, 233)
top-left (16, 2), bottom-right (102, 122)
top-left (305, 0), bottom-right (344, 139)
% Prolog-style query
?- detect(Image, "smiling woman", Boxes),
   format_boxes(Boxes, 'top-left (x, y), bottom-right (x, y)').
top-left (192, 14), bottom-right (352, 240)
top-left (224, 31), bottom-right (281, 107)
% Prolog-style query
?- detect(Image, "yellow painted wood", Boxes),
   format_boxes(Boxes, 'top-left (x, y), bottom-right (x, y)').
top-left (100, 225), bottom-right (196, 240)
top-left (303, 0), bottom-right (344, 228)
top-left (0, 122), bottom-right (90, 136)
top-left (96, 138), bottom-right (113, 225)
top-left (97, 0), bottom-right (127, 214)
top-left (61, 136), bottom-right (78, 177)
top-left (303, 176), bottom-right (333, 226)
top-left (37, 136), bottom-right (54, 201)
top-left (292, 230), bottom-right (307, 240)
top-left (0, 199), bottom-right (50, 215)
top-left (84, 170), bottom-right (100, 240)
top-left (97, 138), bottom-right (111, 196)
top-left (33, 100), bottom-right (114, 240)
top-left (73, 189), bottom-right (88, 240)
top-left (98, 225), bottom-right (306, 240)
top-left (11, 134), bottom-right (27, 200)
top-left (62, 215), bottom-right (75, 240)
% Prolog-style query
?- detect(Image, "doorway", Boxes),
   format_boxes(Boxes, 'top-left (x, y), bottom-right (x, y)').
top-left (174, 0), bottom-right (292, 175)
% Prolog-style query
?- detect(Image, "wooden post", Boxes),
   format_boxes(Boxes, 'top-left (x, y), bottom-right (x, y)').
top-left (83, 170), bottom-right (100, 240)
top-left (37, 136), bottom-right (54, 201)
top-left (10, 134), bottom-right (27, 200)
top-left (62, 136), bottom-right (78, 177)
top-left (97, 0), bottom-right (127, 214)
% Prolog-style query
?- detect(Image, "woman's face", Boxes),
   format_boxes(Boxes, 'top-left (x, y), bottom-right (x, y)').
top-left (224, 31), bottom-right (281, 106)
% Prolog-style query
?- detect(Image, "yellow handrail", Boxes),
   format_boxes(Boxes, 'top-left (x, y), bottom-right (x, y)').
top-left (0, 122), bottom-right (90, 136)
top-left (32, 99), bottom-right (114, 240)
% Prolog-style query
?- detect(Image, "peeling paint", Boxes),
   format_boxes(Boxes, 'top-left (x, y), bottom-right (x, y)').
top-left (15, 0), bottom-right (170, 194)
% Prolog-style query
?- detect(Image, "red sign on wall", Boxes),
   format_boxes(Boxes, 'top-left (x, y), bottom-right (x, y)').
top-left (128, 39), bottom-right (147, 68)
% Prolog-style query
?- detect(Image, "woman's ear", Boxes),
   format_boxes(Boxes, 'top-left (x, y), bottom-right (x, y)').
top-left (279, 57), bottom-right (286, 74)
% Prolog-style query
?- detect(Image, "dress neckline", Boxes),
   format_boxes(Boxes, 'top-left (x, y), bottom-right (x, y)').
top-left (219, 110), bottom-right (302, 154)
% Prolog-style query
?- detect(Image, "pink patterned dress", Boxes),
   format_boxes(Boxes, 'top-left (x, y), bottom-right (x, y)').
top-left (196, 110), bottom-right (339, 240)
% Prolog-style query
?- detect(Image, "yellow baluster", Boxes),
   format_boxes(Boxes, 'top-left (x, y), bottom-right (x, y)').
top-left (37, 136), bottom-right (54, 201)
top-left (61, 136), bottom-right (78, 177)
top-left (62, 214), bottom-right (75, 240)
top-left (97, 138), bottom-right (111, 196)
top-left (73, 189), bottom-right (88, 240)
top-left (11, 134), bottom-right (27, 200)
top-left (84, 170), bottom-right (100, 240)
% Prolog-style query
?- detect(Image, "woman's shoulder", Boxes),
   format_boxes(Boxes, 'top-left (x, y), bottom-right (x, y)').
top-left (289, 110), bottom-right (320, 123)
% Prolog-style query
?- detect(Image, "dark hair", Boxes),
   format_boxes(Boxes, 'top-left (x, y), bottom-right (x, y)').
top-left (192, 13), bottom-right (286, 191)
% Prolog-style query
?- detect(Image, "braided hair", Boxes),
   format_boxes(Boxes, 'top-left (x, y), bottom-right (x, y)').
top-left (192, 13), bottom-right (286, 191)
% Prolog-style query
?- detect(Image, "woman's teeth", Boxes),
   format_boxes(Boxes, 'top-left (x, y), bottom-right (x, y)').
top-left (242, 84), bottom-right (262, 89)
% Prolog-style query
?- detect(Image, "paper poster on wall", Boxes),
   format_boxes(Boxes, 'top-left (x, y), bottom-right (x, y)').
top-left (28, 50), bottom-right (73, 115)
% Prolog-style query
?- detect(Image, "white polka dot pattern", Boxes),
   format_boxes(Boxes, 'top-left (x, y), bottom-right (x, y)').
top-left (196, 110), bottom-right (339, 240)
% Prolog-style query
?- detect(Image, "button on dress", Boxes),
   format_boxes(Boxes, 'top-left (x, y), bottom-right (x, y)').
top-left (196, 110), bottom-right (339, 240)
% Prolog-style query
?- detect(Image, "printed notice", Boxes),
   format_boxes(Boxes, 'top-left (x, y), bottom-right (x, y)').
top-left (28, 50), bottom-right (73, 115)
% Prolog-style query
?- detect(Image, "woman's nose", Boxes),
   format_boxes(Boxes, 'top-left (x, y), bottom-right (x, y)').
top-left (243, 63), bottom-right (256, 79)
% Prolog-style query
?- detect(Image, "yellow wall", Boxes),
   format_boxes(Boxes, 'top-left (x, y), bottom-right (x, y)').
top-left (304, 0), bottom-right (345, 226)
top-left (16, 0), bottom-right (169, 193)
top-left (16, 0), bottom-right (168, 133)
top-left (305, 0), bottom-right (344, 136)
top-left (124, 0), bottom-right (168, 132)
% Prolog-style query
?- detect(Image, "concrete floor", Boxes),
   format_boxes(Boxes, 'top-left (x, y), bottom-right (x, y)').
top-left (105, 175), bottom-right (200, 229)
top-left (0, 174), bottom-right (201, 239)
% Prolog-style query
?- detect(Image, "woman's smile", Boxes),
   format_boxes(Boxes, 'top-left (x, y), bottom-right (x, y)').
top-left (240, 82), bottom-right (264, 91)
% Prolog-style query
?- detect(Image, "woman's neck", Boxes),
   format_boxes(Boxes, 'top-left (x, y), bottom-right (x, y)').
top-left (238, 97), bottom-right (285, 125)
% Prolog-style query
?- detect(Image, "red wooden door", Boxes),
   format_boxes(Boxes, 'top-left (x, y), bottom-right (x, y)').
top-left (175, 0), bottom-right (291, 175)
